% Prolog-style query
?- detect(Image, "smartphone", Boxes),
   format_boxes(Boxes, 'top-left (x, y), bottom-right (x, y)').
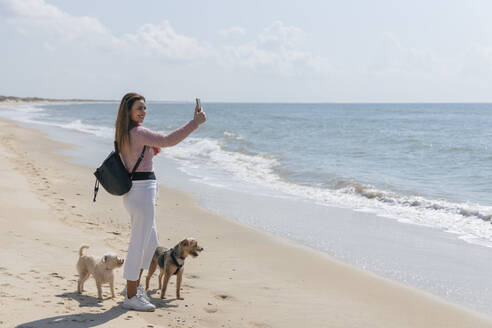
top-left (196, 98), bottom-right (201, 111)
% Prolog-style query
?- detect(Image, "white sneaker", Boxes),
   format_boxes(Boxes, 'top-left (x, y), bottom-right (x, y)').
top-left (137, 285), bottom-right (150, 302)
top-left (122, 293), bottom-right (156, 312)
top-left (120, 285), bottom-right (150, 302)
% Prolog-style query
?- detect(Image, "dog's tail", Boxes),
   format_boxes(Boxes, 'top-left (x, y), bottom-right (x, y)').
top-left (79, 245), bottom-right (89, 257)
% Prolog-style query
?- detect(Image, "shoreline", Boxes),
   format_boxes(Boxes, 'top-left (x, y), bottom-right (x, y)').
top-left (1, 115), bottom-right (492, 327)
top-left (0, 100), bottom-right (116, 107)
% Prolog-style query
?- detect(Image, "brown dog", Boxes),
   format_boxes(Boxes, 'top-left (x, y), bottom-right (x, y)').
top-left (145, 238), bottom-right (203, 300)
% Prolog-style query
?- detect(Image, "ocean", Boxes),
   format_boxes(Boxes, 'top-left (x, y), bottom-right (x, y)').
top-left (2, 102), bottom-right (492, 314)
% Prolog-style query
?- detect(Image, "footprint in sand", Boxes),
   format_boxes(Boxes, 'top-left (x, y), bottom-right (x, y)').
top-left (186, 274), bottom-right (200, 279)
top-left (215, 294), bottom-right (233, 301)
top-left (15, 297), bottom-right (31, 301)
top-left (0, 291), bottom-right (13, 297)
top-left (15, 274), bottom-right (26, 281)
top-left (250, 322), bottom-right (272, 328)
top-left (49, 272), bottom-right (64, 279)
top-left (204, 307), bottom-right (218, 313)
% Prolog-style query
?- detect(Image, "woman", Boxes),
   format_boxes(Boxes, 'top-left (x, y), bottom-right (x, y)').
top-left (114, 92), bottom-right (206, 311)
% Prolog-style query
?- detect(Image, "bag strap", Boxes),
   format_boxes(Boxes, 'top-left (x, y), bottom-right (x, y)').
top-left (130, 145), bottom-right (147, 178)
top-left (114, 140), bottom-right (147, 177)
top-left (93, 179), bottom-right (99, 202)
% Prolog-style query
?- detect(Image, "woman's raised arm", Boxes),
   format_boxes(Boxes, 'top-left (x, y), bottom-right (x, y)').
top-left (133, 119), bottom-right (199, 148)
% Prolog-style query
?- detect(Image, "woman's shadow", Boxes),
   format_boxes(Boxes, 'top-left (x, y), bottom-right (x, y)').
top-left (16, 290), bottom-right (178, 327)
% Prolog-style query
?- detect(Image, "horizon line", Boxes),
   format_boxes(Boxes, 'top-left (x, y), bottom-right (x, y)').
top-left (2, 95), bottom-right (492, 105)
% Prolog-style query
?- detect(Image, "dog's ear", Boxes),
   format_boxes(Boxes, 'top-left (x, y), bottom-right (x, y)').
top-left (181, 239), bottom-right (189, 247)
top-left (102, 255), bottom-right (107, 263)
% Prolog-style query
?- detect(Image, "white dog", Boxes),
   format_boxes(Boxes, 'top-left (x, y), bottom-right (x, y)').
top-left (76, 245), bottom-right (124, 299)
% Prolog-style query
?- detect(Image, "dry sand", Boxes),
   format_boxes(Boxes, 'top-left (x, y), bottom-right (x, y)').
top-left (0, 114), bottom-right (491, 328)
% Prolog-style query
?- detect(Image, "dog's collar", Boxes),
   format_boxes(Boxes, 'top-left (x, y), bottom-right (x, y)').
top-left (170, 248), bottom-right (184, 275)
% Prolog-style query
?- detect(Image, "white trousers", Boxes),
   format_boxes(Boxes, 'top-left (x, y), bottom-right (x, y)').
top-left (122, 180), bottom-right (159, 281)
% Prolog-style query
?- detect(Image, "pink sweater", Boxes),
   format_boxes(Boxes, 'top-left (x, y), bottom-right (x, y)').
top-left (120, 119), bottom-right (199, 172)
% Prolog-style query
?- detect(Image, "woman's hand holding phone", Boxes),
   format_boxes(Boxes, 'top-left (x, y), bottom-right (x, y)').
top-left (193, 98), bottom-right (206, 125)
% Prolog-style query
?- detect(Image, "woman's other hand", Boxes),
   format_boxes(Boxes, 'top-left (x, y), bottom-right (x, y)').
top-left (193, 102), bottom-right (206, 125)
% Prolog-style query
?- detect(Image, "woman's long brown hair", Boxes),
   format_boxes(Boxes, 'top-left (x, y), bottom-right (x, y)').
top-left (115, 92), bottom-right (146, 151)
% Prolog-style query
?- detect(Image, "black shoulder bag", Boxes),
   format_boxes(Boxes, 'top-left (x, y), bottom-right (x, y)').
top-left (93, 141), bottom-right (147, 202)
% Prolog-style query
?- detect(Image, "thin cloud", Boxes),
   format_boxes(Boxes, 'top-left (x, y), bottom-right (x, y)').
top-left (2, 0), bottom-right (209, 61)
top-left (220, 21), bottom-right (331, 77)
top-left (219, 26), bottom-right (246, 38)
top-left (3, 0), bottom-right (111, 45)
top-left (117, 21), bottom-right (210, 61)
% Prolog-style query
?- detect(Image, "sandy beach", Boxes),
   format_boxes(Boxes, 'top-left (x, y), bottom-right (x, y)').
top-left (1, 112), bottom-right (491, 328)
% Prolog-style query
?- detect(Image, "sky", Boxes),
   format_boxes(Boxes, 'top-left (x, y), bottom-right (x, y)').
top-left (1, 0), bottom-right (492, 102)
